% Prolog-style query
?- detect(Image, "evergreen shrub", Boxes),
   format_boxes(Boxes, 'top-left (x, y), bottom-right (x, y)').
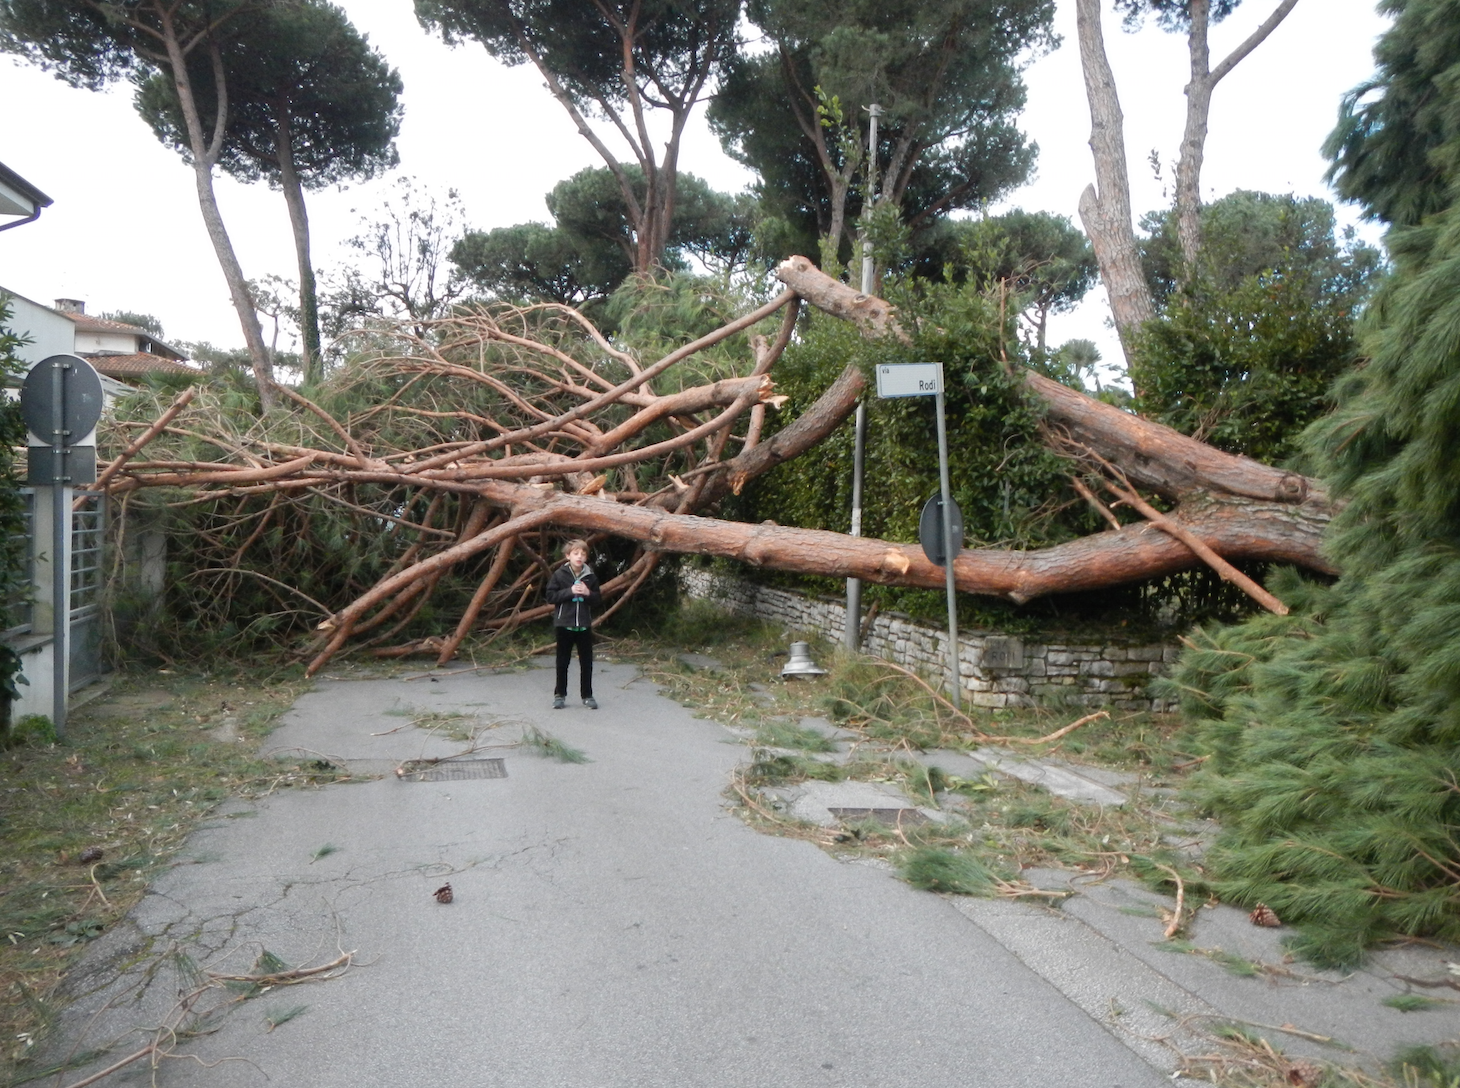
top-left (1165, 0), bottom-right (1460, 965)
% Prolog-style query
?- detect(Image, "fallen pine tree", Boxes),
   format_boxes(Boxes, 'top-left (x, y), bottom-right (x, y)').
top-left (96, 259), bottom-right (1335, 676)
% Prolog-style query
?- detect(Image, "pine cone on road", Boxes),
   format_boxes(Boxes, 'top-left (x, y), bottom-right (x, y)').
top-left (433, 883), bottom-right (453, 904)
top-left (1285, 1059), bottom-right (1322, 1085)
top-left (1249, 903), bottom-right (1281, 927)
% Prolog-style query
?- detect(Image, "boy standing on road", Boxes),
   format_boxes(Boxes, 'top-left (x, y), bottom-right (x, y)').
top-left (546, 539), bottom-right (602, 710)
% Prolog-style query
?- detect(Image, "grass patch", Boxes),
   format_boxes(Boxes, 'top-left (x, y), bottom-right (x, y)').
top-left (0, 666), bottom-right (328, 1084)
top-left (1389, 1044), bottom-right (1460, 1087)
top-left (521, 726), bottom-right (589, 764)
top-left (1382, 993), bottom-right (1451, 1013)
top-left (754, 720), bottom-right (835, 752)
top-left (310, 843), bottom-right (341, 863)
top-left (900, 847), bottom-right (1010, 896)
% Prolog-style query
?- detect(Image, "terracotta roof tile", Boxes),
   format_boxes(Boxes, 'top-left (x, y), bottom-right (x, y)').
top-left (61, 311), bottom-right (185, 358)
top-left (62, 311), bottom-right (150, 334)
top-left (84, 353), bottom-right (200, 380)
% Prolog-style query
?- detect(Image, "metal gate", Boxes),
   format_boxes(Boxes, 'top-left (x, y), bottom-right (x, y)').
top-left (69, 491), bottom-right (105, 691)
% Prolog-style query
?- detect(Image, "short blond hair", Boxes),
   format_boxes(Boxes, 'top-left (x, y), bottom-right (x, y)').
top-left (562, 538), bottom-right (589, 558)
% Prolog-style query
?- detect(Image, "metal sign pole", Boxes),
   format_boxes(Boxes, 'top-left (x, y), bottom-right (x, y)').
top-left (21, 354), bottom-right (102, 740)
top-left (49, 357), bottom-right (67, 738)
top-left (874, 361), bottom-right (962, 707)
top-left (846, 102), bottom-right (881, 653)
top-left (933, 384), bottom-right (961, 711)
top-left (845, 401), bottom-right (866, 651)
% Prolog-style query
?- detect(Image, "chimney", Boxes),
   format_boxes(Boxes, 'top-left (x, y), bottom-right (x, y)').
top-left (54, 298), bottom-right (85, 314)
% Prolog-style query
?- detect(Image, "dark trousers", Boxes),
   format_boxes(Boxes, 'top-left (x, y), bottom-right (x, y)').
top-left (554, 627), bottom-right (594, 699)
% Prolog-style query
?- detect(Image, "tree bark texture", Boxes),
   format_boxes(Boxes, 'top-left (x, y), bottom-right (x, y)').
top-left (1175, 0), bottom-right (1300, 272)
top-left (385, 479), bottom-right (1337, 604)
top-left (1074, 0), bottom-right (1154, 365)
top-left (162, 28), bottom-right (276, 410)
top-left (274, 110), bottom-right (322, 384)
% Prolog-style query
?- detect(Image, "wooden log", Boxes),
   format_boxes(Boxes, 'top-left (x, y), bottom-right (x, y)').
top-left (772, 255), bottom-right (1330, 511)
top-left (463, 480), bottom-right (1335, 601)
top-left (1027, 370), bottom-right (1321, 505)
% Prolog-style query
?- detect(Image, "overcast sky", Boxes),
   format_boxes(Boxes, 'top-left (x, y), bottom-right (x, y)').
top-left (0, 0), bottom-right (1390, 375)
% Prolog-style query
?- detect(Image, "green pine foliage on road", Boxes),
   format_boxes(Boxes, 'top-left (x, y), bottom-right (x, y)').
top-left (1167, 0), bottom-right (1460, 966)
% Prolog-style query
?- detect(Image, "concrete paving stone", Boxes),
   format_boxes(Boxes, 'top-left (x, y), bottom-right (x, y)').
top-left (972, 748), bottom-right (1131, 806)
top-left (796, 716), bottom-right (860, 743)
top-left (1047, 761), bottom-right (1139, 790)
top-left (676, 652), bottom-right (725, 672)
top-left (1016, 870), bottom-right (1460, 1067)
top-left (951, 895), bottom-right (1216, 1074)
top-left (784, 779), bottom-right (923, 826)
top-left (906, 748), bottom-right (992, 781)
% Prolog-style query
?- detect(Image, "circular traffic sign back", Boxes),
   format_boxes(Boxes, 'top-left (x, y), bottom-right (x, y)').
top-left (919, 492), bottom-right (965, 566)
top-left (20, 354), bottom-right (103, 446)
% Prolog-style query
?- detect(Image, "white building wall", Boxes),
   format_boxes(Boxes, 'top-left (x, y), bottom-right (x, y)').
top-left (5, 289), bottom-right (75, 364)
top-left (2, 288), bottom-right (82, 726)
top-left (73, 330), bottom-right (136, 354)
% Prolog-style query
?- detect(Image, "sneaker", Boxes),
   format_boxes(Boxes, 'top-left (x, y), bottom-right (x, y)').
top-left (583, 697), bottom-right (598, 710)
top-left (552, 695), bottom-right (565, 710)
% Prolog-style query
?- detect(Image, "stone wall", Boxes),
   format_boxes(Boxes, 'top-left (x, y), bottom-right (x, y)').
top-left (680, 568), bottom-right (1179, 712)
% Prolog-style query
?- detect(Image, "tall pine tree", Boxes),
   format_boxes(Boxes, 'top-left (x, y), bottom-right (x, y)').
top-left (1168, 0), bottom-right (1460, 966)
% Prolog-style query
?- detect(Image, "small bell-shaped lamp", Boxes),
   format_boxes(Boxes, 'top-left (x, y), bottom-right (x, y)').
top-left (780, 641), bottom-right (827, 679)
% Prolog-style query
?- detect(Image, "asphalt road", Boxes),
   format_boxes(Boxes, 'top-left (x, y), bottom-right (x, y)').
top-left (52, 659), bottom-right (1167, 1087)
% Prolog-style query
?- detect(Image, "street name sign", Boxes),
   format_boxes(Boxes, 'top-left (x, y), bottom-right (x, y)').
top-left (875, 362), bottom-right (942, 399)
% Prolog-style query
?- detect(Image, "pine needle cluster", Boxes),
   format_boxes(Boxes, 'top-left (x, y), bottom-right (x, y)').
top-left (1166, 0), bottom-right (1460, 967)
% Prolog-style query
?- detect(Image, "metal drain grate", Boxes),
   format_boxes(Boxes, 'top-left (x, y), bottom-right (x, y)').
top-left (400, 758), bottom-right (507, 782)
top-left (828, 807), bottom-right (928, 828)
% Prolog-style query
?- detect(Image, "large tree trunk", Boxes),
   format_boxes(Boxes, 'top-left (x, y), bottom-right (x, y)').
top-left (1175, 0), bottom-right (1300, 274)
top-left (274, 109), bottom-right (322, 385)
top-left (771, 256), bottom-right (1335, 570)
top-left (468, 480), bottom-right (1335, 601)
top-left (1175, 0), bottom-right (1214, 271)
top-left (1074, 0), bottom-right (1154, 367)
top-left (162, 28), bottom-right (276, 411)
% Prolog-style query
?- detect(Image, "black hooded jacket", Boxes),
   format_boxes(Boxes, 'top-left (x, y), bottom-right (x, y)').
top-left (545, 562), bottom-right (602, 628)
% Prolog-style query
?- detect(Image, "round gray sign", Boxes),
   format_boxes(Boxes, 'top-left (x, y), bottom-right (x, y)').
top-left (20, 354), bottom-right (103, 446)
top-left (919, 492), bottom-right (965, 567)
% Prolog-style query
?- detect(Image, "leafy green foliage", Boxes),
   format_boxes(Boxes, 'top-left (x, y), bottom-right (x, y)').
top-left (98, 310), bottom-right (164, 337)
top-left (1324, 0), bottom-right (1460, 229)
top-left (1131, 191), bottom-right (1383, 465)
top-left (452, 220), bottom-right (624, 308)
top-left (416, 0), bottom-right (740, 272)
top-left (708, 0), bottom-right (1053, 266)
top-left (738, 281), bottom-right (1076, 551)
top-left (522, 726), bottom-right (589, 764)
top-left (132, 0), bottom-right (402, 380)
top-left (1112, 0), bottom-right (1242, 31)
top-left (1389, 1044), bottom-right (1460, 1087)
top-left (915, 210), bottom-right (1098, 353)
top-left (452, 168), bottom-right (757, 308)
top-left (133, 2), bottom-right (401, 192)
top-left (1163, 4), bottom-right (1460, 965)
